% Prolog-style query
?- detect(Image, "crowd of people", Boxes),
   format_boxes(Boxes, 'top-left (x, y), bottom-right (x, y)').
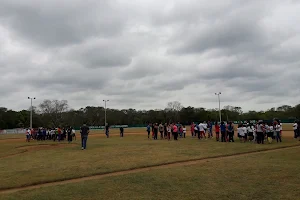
top-left (22, 119), bottom-right (300, 150)
top-left (146, 119), bottom-right (300, 144)
top-left (25, 127), bottom-right (76, 143)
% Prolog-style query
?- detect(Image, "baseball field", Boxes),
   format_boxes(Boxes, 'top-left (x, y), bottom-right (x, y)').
top-left (0, 125), bottom-right (299, 200)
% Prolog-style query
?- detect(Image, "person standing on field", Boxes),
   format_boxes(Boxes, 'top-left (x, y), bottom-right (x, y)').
top-left (57, 127), bottom-right (62, 142)
top-left (153, 123), bottom-right (158, 140)
top-left (80, 123), bottom-right (89, 150)
top-left (167, 124), bottom-right (171, 140)
top-left (146, 123), bottom-right (151, 139)
top-left (191, 122), bottom-right (195, 137)
top-left (293, 121), bottom-right (298, 139)
top-left (266, 123), bottom-right (274, 143)
top-left (183, 125), bottom-right (186, 138)
top-left (220, 121), bottom-right (226, 142)
top-left (26, 128), bottom-right (31, 142)
top-left (173, 123), bottom-right (178, 140)
top-left (159, 123), bottom-right (164, 139)
top-left (67, 126), bottom-right (73, 143)
top-left (164, 123), bottom-right (168, 139)
top-left (151, 123), bottom-right (155, 138)
top-left (195, 123), bottom-right (199, 139)
top-left (274, 120), bottom-right (282, 143)
top-left (207, 121), bottom-right (213, 138)
top-left (297, 120), bottom-right (300, 141)
top-left (105, 123), bottom-right (110, 138)
top-left (227, 122), bottom-right (234, 142)
top-left (215, 122), bottom-right (220, 141)
top-left (120, 126), bottom-right (124, 137)
top-left (247, 123), bottom-right (254, 142)
top-left (256, 121), bottom-right (265, 144)
top-left (199, 121), bottom-right (206, 139)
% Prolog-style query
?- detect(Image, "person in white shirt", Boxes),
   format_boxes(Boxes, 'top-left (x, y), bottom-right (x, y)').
top-left (293, 121), bottom-right (298, 139)
top-left (194, 124), bottom-right (199, 139)
top-left (72, 128), bottom-right (76, 141)
top-left (274, 120), bottom-right (282, 143)
top-left (256, 121), bottom-right (265, 144)
top-left (26, 128), bottom-right (31, 142)
top-left (183, 125), bottom-right (187, 138)
top-left (50, 129), bottom-right (55, 140)
top-left (167, 124), bottom-right (171, 141)
top-left (199, 122), bottom-right (206, 139)
top-left (237, 124), bottom-right (245, 142)
top-left (266, 123), bottom-right (274, 143)
top-left (253, 124), bottom-right (257, 142)
top-left (247, 123), bottom-right (254, 141)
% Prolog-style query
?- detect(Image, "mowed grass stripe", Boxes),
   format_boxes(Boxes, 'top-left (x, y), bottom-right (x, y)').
top-left (1, 144), bottom-right (299, 194)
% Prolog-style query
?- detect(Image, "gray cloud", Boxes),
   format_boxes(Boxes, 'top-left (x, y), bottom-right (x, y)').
top-left (58, 38), bottom-right (135, 68)
top-left (0, 0), bottom-right (299, 112)
top-left (0, 0), bottom-right (126, 47)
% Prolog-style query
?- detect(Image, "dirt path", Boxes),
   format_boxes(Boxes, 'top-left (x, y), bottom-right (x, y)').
top-left (1, 144), bottom-right (299, 195)
top-left (0, 144), bottom-right (77, 159)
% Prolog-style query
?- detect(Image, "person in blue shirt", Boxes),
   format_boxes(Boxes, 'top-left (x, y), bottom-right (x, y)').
top-left (42, 128), bottom-right (47, 141)
top-left (227, 122), bottom-right (234, 142)
top-left (208, 121), bottom-right (213, 138)
top-left (146, 124), bottom-right (151, 139)
top-left (220, 121), bottom-right (226, 142)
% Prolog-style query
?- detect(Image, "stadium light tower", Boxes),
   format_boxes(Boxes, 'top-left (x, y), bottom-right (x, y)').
top-left (215, 92), bottom-right (222, 123)
top-left (103, 100), bottom-right (109, 125)
top-left (28, 97), bottom-right (36, 129)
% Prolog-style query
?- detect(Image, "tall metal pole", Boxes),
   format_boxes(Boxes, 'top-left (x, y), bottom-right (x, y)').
top-left (30, 98), bottom-right (33, 129)
top-left (28, 97), bottom-right (36, 129)
top-left (103, 100), bottom-right (109, 125)
top-left (215, 92), bottom-right (222, 123)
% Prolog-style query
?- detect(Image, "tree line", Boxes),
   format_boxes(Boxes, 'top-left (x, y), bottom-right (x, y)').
top-left (0, 100), bottom-right (299, 129)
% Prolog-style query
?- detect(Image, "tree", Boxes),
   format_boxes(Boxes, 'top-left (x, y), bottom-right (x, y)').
top-left (277, 105), bottom-right (292, 112)
top-left (166, 101), bottom-right (183, 122)
top-left (0, 101), bottom-right (299, 128)
top-left (166, 101), bottom-right (183, 111)
top-left (39, 100), bottom-right (69, 127)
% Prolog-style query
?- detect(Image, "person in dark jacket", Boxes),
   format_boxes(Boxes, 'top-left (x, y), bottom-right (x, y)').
top-left (80, 123), bottom-right (90, 150)
top-left (153, 123), bottom-right (158, 140)
top-left (105, 123), bottom-right (110, 138)
top-left (120, 127), bottom-right (124, 137)
top-left (297, 120), bottom-right (300, 141)
top-left (67, 126), bottom-right (73, 143)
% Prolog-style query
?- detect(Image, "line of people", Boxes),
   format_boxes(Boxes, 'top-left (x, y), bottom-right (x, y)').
top-left (146, 119), bottom-right (300, 144)
top-left (25, 127), bottom-right (76, 143)
top-left (146, 122), bottom-right (187, 140)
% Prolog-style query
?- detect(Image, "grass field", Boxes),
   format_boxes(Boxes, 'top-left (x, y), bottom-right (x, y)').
top-left (0, 127), bottom-right (299, 200)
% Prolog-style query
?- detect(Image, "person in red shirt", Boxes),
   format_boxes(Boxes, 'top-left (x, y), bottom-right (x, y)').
top-left (215, 122), bottom-right (220, 141)
top-left (173, 124), bottom-right (178, 140)
top-left (57, 127), bottom-right (62, 142)
top-left (191, 122), bottom-right (195, 137)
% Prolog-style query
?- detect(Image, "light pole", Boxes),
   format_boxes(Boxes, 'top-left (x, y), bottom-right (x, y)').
top-left (103, 100), bottom-right (109, 125)
top-left (28, 97), bottom-right (36, 129)
top-left (215, 92), bottom-right (221, 123)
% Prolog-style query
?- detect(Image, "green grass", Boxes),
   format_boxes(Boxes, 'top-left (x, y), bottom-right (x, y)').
top-left (1, 146), bottom-right (299, 200)
top-left (0, 129), bottom-right (298, 190)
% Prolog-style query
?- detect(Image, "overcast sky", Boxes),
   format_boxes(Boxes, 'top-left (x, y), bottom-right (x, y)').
top-left (0, 0), bottom-right (299, 111)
